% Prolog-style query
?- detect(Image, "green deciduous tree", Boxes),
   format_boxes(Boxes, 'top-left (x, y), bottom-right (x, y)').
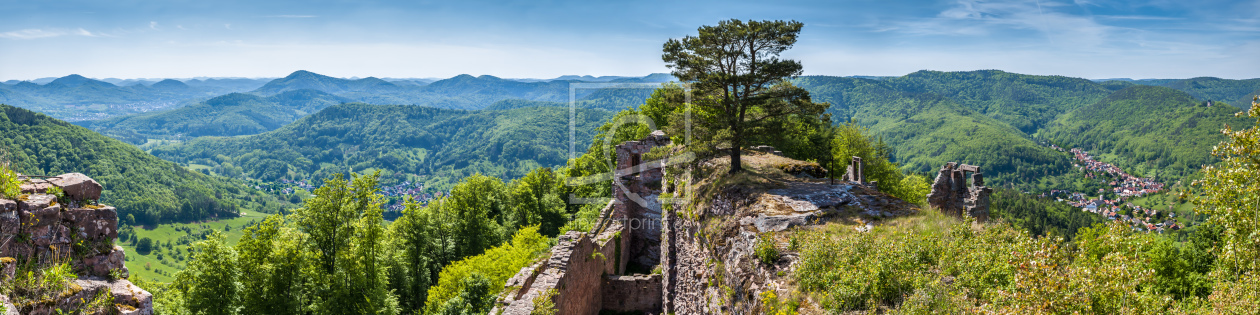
top-left (662, 19), bottom-right (828, 173)
top-left (174, 231), bottom-right (240, 315)
top-left (294, 171), bottom-right (399, 315)
top-left (1194, 95), bottom-right (1260, 279)
top-left (236, 214), bottom-right (311, 315)
top-left (507, 168), bottom-right (567, 236)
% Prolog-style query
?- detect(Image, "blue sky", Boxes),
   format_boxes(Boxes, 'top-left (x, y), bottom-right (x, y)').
top-left (1, 0), bottom-right (1257, 80)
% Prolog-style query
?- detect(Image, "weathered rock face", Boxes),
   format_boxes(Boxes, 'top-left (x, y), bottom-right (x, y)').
top-left (48, 173), bottom-right (103, 201)
top-left (0, 173), bottom-right (150, 315)
top-left (496, 134), bottom-right (921, 314)
top-left (661, 181), bottom-right (916, 314)
top-left (926, 162), bottom-right (991, 221)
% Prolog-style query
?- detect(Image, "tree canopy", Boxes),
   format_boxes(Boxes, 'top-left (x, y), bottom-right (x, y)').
top-left (662, 19), bottom-right (829, 173)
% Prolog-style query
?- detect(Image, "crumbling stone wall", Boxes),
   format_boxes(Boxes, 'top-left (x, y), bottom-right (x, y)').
top-left (600, 274), bottom-right (662, 312)
top-left (0, 173), bottom-right (152, 315)
top-left (495, 214), bottom-right (637, 315)
top-left (926, 163), bottom-right (991, 221)
top-left (495, 131), bottom-right (672, 315)
top-left (613, 130), bottom-right (669, 268)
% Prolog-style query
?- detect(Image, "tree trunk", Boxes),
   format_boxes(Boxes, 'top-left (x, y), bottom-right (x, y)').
top-left (729, 127), bottom-right (743, 173)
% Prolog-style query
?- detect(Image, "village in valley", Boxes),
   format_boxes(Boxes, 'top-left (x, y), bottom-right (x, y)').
top-left (1041, 145), bottom-right (1180, 233)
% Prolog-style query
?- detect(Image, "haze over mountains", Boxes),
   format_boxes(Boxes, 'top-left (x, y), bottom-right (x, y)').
top-left (3, 69), bottom-right (1259, 200)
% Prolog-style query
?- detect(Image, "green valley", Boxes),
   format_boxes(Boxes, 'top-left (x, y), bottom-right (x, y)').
top-left (0, 104), bottom-right (293, 225)
top-left (1039, 85), bottom-right (1253, 183)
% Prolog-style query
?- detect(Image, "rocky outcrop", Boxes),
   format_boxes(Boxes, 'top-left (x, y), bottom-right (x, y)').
top-left (1, 173), bottom-right (151, 315)
top-left (661, 181), bottom-right (916, 314)
top-left (926, 162), bottom-right (991, 222)
top-left (498, 132), bottom-right (921, 314)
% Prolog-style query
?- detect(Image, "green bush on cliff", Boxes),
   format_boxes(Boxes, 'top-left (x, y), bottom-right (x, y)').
top-left (422, 226), bottom-right (551, 315)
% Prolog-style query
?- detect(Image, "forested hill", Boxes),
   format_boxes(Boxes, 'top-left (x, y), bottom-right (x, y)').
top-left (76, 89), bottom-right (351, 142)
top-left (879, 70), bottom-right (1113, 132)
top-left (247, 70), bottom-right (661, 110)
top-left (0, 104), bottom-right (290, 225)
top-left (1154, 77), bottom-right (1260, 106)
top-left (793, 76), bottom-right (1071, 184)
top-left (1040, 85), bottom-right (1253, 182)
top-left (149, 103), bottom-right (613, 191)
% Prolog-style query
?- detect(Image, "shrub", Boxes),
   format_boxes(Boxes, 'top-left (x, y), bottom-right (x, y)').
top-left (754, 235), bottom-right (781, 265)
top-left (0, 162), bottom-right (19, 199)
top-left (136, 237), bottom-right (154, 255)
top-left (422, 226), bottom-right (552, 314)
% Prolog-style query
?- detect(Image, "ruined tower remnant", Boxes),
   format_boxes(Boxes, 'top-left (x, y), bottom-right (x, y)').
top-left (613, 130), bottom-right (669, 268)
top-left (843, 156), bottom-right (865, 183)
top-left (926, 162), bottom-right (991, 222)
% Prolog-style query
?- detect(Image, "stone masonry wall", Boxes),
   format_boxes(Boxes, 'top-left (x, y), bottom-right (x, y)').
top-left (613, 130), bottom-right (669, 268)
top-left (926, 162), bottom-right (991, 222)
top-left (600, 274), bottom-right (662, 312)
top-left (495, 131), bottom-right (671, 315)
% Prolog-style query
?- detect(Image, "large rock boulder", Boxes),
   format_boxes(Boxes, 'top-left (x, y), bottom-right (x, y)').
top-left (48, 173), bottom-right (102, 201)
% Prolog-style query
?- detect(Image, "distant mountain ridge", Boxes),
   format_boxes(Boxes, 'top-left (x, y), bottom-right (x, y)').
top-left (76, 89), bottom-right (350, 142)
top-left (149, 103), bottom-right (614, 191)
top-left (0, 74), bottom-right (266, 121)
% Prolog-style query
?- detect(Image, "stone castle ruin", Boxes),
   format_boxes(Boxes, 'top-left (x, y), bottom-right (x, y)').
top-left (495, 131), bottom-right (925, 314)
top-left (493, 131), bottom-right (670, 314)
top-left (926, 162), bottom-right (991, 222)
top-left (1, 173), bottom-right (152, 314)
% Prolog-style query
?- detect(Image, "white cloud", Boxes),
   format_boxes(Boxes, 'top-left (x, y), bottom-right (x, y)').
top-left (74, 28), bottom-right (99, 37)
top-left (0, 29), bottom-right (66, 40)
top-left (150, 21), bottom-right (159, 30)
top-left (0, 28), bottom-right (107, 39)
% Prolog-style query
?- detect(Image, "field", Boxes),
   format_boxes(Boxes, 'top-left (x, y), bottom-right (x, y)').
top-left (120, 211), bottom-right (270, 283)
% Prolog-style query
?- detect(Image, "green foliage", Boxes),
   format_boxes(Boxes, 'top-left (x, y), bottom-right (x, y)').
top-left (989, 188), bottom-right (1105, 240)
top-left (1, 260), bottom-right (117, 314)
top-left (236, 215), bottom-right (311, 315)
top-left (830, 121), bottom-right (931, 204)
top-left (173, 231), bottom-right (240, 315)
top-left (431, 273), bottom-right (493, 315)
top-left (137, 237), bottom-right (154, 255)
top-left (1193, 96), bottom-right (1260, 281)
top-left (1156, 77), bottom-right (1260, 107)
top-left (293, 171), bottom-right (399, 315)
top-left (754, 235), bottom-right (781, 265)
top-left (792, 207), bottom-right (1236, 314)
top-left (0, 160), bottom-right (19, 199)
top-left (529, 289), bottom-right (558, 315)
top-left (423, 226), bottom-right (551, 315)
top-left (506, 167), bottom-right (568, 236)
top-left (662, 19), bottom-right (830, 173)
top-left (0, 104), bottom-right (289, 224)
top-left (758, 291), bottom-right (800, 315)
